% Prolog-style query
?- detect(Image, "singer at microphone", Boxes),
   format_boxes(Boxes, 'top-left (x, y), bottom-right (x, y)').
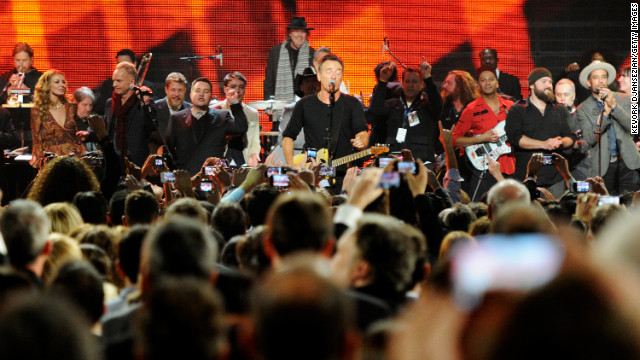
top-left (576, 60), bottom-right (639, 194)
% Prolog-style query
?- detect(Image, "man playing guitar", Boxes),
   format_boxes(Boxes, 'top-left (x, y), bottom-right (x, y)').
top-left (452, 66), bottom-right (515, 201)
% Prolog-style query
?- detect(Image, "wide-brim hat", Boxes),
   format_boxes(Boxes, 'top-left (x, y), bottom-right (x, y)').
top-left (579, 61), bottom-right (616, 89)
top-left (287, 17), bottom-right (314, 31)
top-left (294, 67), bottom-right (318, 98)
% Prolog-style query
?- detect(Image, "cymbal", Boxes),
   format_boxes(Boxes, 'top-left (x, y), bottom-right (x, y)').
top-left (247, 99), bottom-right (289, 110)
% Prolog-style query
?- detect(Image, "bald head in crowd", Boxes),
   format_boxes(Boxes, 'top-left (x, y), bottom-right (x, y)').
top-left (487, 179), bottom-right (530, 221)
top-left (555, 78), bottom-right (576, 107)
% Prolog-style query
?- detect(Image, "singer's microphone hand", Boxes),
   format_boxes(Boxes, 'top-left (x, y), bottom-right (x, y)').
top-left (379, 65), bottom-right (394, 82)
top-left (227, 89), bottom-right (240, 105)
top-left (137, 85), bottom-right (153, 104)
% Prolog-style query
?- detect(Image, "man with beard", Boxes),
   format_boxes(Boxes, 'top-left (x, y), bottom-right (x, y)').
top-left (155, 72), bottom-right (190, 137)
top-left (505, 68), bottom-right (573, 197)
top-left (438, 70), bottom-right (479, 131)
top-left (452, 67), bottom-right (515, 201)
top-left (576, 61), bottom-right (639, 194)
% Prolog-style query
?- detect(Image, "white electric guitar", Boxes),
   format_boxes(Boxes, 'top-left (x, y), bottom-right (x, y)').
top-left (465, 121), bottom-right (511, 171)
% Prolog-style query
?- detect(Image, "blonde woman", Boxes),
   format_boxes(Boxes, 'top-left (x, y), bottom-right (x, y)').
top-left (43, 202), bottom-right (84, 235)
top-left (30, 69), bottom-right (84, 167)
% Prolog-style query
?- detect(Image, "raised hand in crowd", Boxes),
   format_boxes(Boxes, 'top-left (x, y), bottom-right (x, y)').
top-left (406, 159), bottom-right (428, 197)
top-left (379, 62), bottom-right (396, 82)
top-left (347, 167), bottom-right (384, 210)
top-left (586, 176), bottom-right (609, 196)
top-left (232, 167), bottom-right (251, 187)
top-left (287, 173), bottom-right (312, 193)
top-left (341, 167), bottom-right (359, 195)
top-left (575, 192), bottom-right (601, 223)
top-left (238, 164), bottom-right (267, 192)
top-left (526, 153), bottom-right (544, 180)
top-left (419, 59), bottom-right (432, 79)
top-left (174, 169), bottom-right (194, 198)
top-left (124, 174), bottom-right (143, 191)
top-left (486, 155), bottom-right (504, 182)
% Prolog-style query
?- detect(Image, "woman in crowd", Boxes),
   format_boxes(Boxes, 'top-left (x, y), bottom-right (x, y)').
top-left (30, 69), bottom-right (84, 167)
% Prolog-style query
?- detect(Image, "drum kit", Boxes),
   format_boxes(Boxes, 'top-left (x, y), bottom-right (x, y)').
top-left (245, 99), bottom-right (289, 157)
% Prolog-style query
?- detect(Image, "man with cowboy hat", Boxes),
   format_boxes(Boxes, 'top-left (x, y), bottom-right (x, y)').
top-left (264, 17), bottom-right (315, 102)
top-left (576, 60), bottom-right (639, 194)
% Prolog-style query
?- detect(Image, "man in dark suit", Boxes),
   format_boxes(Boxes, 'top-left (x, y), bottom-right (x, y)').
top-left (154, 72), bottom-right (190, 137)
top-left (165, 77), bottom-right (247, 175)
top-left (577, 61), bottom-right (640, 194)
top-left (104, 62), bottom-right (159, 167)
top-left (479, 48), bottom-right (522, 101)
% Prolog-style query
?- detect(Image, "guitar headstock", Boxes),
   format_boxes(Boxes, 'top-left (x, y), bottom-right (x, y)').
top-left (370, 144), bottom-right (390, 155)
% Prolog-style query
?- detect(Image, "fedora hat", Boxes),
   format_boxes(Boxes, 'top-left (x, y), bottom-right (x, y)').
top-left (579, 60), bottom-right (616, 89)
top-left (287, 17), bottom-right (314, 31)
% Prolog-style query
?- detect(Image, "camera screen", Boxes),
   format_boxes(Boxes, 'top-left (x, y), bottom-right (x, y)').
top-left (200, 182), bottom-right (212, 192)
top-left (397, 161), bottom-right (416, 174)
top-left (378, 172), bottom-right (400, 189)
top-left (272, 174), bottom-right (289, 187)
top-left (160, 172), bottom-right (175, 183)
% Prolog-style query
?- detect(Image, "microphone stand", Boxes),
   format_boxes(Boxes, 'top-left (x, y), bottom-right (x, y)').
top-left (326, 87), bottom-right (336, 165)
top-left (179, 46), bottom-right (223, 84)
top-left (594, 109), bottom-right (604, 176)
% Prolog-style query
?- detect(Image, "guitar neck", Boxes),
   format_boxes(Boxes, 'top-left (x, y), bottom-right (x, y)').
top-left (330, 149), bottom-right (372, 167)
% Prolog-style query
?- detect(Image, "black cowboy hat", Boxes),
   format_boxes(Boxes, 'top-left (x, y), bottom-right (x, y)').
top-left (294, 67), bottom-right (318, 98)
top-left (287, 17), bottom-right (314, 31)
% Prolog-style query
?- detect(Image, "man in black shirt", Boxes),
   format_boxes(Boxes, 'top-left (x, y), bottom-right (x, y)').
top-left (505, 68), bottom-right (573, 197)
top-left (282, 54), bottom-right (368, 167)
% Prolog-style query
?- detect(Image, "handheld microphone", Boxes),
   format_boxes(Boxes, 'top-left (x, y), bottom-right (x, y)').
top-left (595, 89), bottom-right (608, 101)
top-left (130, 84), bottom-right (153, 96)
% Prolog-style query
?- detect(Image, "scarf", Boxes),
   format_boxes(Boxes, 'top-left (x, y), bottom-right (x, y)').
top-left (111, 91), bottom-right (137, 155)
top-left (274, 39), bottom-right (309, 103)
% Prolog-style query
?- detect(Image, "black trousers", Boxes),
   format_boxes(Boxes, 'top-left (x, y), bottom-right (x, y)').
top-left (602, 158), bottom-right (640, 195)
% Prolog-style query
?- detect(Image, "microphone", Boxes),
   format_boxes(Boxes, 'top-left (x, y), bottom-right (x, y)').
top-left (382, 38), bottom-right (386, 56)
top-left (130, 84), bottom-right (153, 96)
top-left (595, 89), bottom-right (608, 101)
top-left (329, 80), bottom-right (336, 93)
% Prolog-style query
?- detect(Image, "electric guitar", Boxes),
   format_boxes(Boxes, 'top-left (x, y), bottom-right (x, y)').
top-left (293, 145), bottom-right (389, 167)
top-left (465, 121), bottom-right (511, 171)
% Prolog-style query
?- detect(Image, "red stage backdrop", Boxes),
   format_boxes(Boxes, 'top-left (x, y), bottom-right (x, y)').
top-left (0, 0), bottom-right (630, 128)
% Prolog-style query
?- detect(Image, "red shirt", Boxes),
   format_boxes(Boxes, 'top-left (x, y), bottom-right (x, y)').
top-left (452, 96), bottom-right (515, 174)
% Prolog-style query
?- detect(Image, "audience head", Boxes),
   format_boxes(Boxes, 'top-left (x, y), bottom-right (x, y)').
top-left (73, 191), bottom-right (108, 224)
top-left (211, 202), bottom-right (247, 244)
top-left (331, 214), bottom-right (416, 296)
top-left (43, 202), bottom-right (84, 235)
top-left (236, 225), bottom-right (271, 276)
top-left (42, 233), bottom-right (83, 284)
top-left (246, 184), bottom-right (281, 227)
top-left (251, 266), bottom-right (356, 360)
top-left (266, 192), bottom-right (333, 259)
top-left (49, 260), bottom-right (105, 325)
top-left (27, 156), bottom-right (100, 206)
top-left (140, 217), bottom-right (217, 289)
top-left (487, 179), bottom-right (530, 220)
top-left (118, 225), bottom-right (148, 285)
top-left (135, 278), bottom-right (227, 360)
top-left (108, 189), bottom-right (128, 226)
top-left (439, 231), bottom-right (475, 259)
top-left (0, 199), bottom-right (51, 270)
top-left (0, 295), bottom-right (99, 360)
top-left (491, 203), bottom-right (551, 235)
top-left (443, 203), bottom-right (477, 232)
top-left (124, 190), bottom-right (159, 226)
top-left (165, 197), bottom-right (208, 224)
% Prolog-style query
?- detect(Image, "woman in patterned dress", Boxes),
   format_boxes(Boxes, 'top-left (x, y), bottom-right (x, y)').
top-left (30, 69), bottom-right (85, 167)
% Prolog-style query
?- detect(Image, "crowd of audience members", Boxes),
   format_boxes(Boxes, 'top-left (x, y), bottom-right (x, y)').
top-left (1, 118), bottom-right (640, 360)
